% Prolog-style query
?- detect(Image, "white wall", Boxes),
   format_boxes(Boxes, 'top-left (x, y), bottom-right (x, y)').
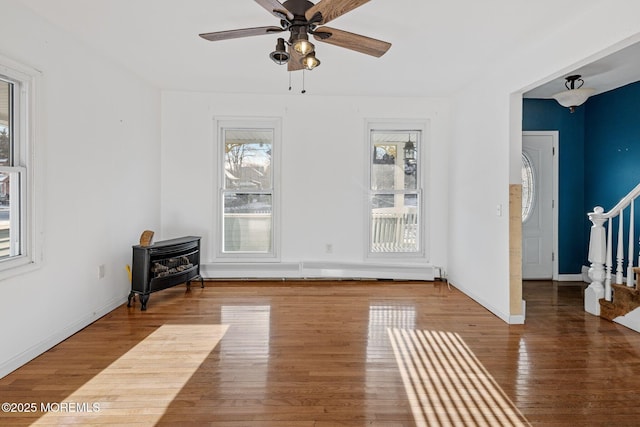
top-left (161, 92), bottom-right (450, 277)
top-left (0, 1), bottom-right (161, 377)
top-left (448, 1), bottom-right (640, 323)
top-left (448, 85), bottom-right (513, 321)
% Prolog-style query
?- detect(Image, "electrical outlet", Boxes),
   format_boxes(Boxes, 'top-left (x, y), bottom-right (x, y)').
top-left (98, 264), bottom-right (105, 279)
top-left (325, 244), bottom-right (333, 254)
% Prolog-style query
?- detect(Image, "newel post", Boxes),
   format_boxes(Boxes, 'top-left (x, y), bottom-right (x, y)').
top-left (586, 206), bottom-right (606, 315)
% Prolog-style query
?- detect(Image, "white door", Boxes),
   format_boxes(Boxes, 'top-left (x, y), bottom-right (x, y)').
top-left (522, 132), bottom-right (556, 279)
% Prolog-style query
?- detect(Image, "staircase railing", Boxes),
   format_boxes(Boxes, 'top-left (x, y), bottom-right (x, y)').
top-left (586, 182), bottom-right (640, 315)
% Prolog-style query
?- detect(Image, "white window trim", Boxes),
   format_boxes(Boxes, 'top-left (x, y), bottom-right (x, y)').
top-left (365, 120), bottom-right (430, 261)
top-left (213, 117), bottom-right (281, 261)
top-left (0, 54), bottom-right (43, 279)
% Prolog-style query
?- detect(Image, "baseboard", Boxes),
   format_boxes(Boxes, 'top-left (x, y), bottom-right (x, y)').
top-left (202, 261), bottom-right (435, 281)
top-left (557, 274), bottom-right (585, 282)
top-left (449, 281), bottom-right (523, 324)
top-left (0, 295), bottom-right (127, 379)
top-left (201, 262), bottom-right (302, 279)
top-left (302, 261), bottom-right (434, 280)
top-left (508, 300), bottom-right (526, 325)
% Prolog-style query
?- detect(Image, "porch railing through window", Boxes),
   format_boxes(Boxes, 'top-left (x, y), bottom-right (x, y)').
top-left (371, 208), bottom-right (418, 253)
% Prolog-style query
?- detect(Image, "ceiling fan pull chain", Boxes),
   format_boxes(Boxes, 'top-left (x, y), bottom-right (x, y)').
top-left (288, 71), bottom-right (292, 91)
top-left (302, 69), bottom-right (306, 94)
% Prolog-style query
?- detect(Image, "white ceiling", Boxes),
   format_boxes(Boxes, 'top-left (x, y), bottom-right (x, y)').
top-left (16, 0), bottom-right (640, 97)
top-left (524, 41), bottom-right (640, 99)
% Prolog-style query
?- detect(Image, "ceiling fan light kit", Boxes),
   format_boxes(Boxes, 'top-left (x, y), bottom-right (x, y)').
top-left (301, 51), bottom-right (321, 70)
top-left (291, 27), bottom-right (315, 56)
top-left (199, 0), bottom-right (391, 77)
top-left (270, 37), bottom-right (290, 64)
top-left (552, 75), bottom-right (596, 113)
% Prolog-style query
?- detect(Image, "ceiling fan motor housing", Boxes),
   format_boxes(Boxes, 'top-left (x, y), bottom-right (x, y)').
top-left (283, 0), bottom-right (315, 18)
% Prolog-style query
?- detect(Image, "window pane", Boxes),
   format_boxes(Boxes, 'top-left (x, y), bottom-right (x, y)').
top-left (0, 170), bottom-right (19, 258)
top-left (223, 193), bottom-right (272, 253)
top-left (370, 194), bottom-right (419, 253)
top-left (0, 79), bottom-right (10, 166)
top-left (224, 130), bottom-right (272, 190)
top-left (0, 172), bottom-right (10, 258)
top-left (371, 132), bottom-right (418, 191)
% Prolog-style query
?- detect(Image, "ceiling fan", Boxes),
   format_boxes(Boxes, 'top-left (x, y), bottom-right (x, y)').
top-left (199, 0), bottom-right (392, 71)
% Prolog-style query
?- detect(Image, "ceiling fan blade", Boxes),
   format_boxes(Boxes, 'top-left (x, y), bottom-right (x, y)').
top-left (288, 45), bottom-right (304, 71)
top-left (313, 27), bottom-right (391, 57)
top-left (199, 26), bottom-right (284, 42)
top-left (305, 0), bottom-right (370, 25)
top-left (255, 0), bottom-right (294, 20)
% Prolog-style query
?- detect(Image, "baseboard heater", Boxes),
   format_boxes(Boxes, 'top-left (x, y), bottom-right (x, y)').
top-left (201, 261), bottom-right (435, 281)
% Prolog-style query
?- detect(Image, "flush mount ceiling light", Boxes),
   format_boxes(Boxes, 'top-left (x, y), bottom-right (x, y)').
top-left (552, 75), bottom-right (596, 113)
top-left (199, 0), bottom-right (392, 73)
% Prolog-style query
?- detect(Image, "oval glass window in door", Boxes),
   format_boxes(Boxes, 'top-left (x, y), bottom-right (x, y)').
top-left (521, 152), bottom-right (535, 222)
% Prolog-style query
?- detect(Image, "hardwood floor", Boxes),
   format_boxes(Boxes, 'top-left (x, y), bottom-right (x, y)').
top-left (2, 279), bottom-right (640, 426)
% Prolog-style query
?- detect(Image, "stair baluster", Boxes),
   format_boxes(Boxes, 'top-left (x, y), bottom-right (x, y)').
top-left (616, 207), bottom-right (624, 285)
top-left (628, 201), bottom-right (635, 288)
top-left (605, 217), bottom-right (612, 301)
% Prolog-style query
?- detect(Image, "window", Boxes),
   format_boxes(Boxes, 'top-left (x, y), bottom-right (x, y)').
top-left (217, 119), bottom-right (279, 258)
top-left (0, 54), bottom-right (41, 277)
top-left (368, 124), bottom-right (425, 256)
top-left (521, 152), bottom-right (535, 222)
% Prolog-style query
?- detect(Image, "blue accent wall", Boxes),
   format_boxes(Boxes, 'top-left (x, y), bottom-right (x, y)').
top-left (523, 81), bottom-right (640, 275)
top-left (584, 81), bottom-right (640, 210)
top-left (523, 99), bottom-right (586, 275)
top-left (584, 81), bottom-right (640, 269)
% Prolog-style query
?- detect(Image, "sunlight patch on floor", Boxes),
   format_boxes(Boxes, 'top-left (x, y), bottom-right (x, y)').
top-left (388, 328), bottom-right (530, 427)
top-left (32, 324), bottom-right (228, 425)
